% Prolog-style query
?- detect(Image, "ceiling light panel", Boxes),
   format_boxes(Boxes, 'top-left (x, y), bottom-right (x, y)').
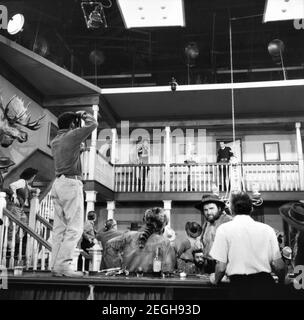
top-left (117, 0), bottom-right (185, 28)
top-left (264, 0), bottom-right (304, 22)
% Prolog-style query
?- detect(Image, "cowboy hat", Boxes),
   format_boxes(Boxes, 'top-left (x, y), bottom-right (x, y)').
top-left (279, 202), bottom-right (304, 231)
top-left (0, 157), bottom-right (15, 170)
top-left (185, 221), bottom-right (202, 238)
top-left (195, 194), bottom-right (226, 211)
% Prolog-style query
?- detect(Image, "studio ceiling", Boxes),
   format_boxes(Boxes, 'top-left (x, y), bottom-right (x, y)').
top-left (1, 0), bottom-right (304, 88)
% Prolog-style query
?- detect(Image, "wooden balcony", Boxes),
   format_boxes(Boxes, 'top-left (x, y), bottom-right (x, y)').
top-left (113, 162), bottom-right (301, 193)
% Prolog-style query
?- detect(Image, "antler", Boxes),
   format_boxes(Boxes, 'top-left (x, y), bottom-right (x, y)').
top-left (5, 95), bottom-right (45, 130)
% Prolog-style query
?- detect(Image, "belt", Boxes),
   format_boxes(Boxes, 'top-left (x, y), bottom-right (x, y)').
top-left (56, 174), bottom-right (82, 180)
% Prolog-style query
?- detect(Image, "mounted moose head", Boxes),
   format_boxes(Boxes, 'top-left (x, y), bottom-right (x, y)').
top-left (0, 94), bottom-right (45, 148)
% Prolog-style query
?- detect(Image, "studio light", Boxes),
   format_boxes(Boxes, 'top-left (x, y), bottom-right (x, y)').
top-left (81, 1), bottom-right (108, 29)
top-left (117, 0), bottom-right (185, 28)
top-left (7, 13), bottom-right (25, 35)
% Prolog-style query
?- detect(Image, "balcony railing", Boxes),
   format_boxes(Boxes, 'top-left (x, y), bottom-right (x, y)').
top-left (114, 164), bottom-right (166, 192)
top-left (81, 148), bottom-right (114, 190)
top-left (113, 161), bottom-right (300, 192)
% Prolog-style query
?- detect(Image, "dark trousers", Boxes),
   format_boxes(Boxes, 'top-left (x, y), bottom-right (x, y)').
top-left (229, 272), bottom-right (276, 300)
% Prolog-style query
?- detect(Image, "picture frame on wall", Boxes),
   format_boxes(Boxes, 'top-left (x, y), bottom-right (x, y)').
top-left (47, 122), bottom-right (58, 148)
top-left (263, 142), bottom-right (280, 161)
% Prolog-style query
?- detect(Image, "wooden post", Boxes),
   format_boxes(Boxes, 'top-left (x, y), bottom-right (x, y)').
top-left (0, 192), bottom-right (7, 265)
top-left (163, 200), bottom-right (172, 228)
top-left (88, 104), bottom-right (99, 180)
top-left (107, 201), bottom-right (115, 220)
top-left (111, 128), bottom-right (117, 165)
top-left (85, 191), bottom-right (97, 217)
top-left (72, 248), bottom-right (81, 271)
top-left (165, 126), bottom-right (171, 192)
top-left (88, 243), bottom-right (102, 272)
top-left (295, 122), bottom-right (304, 191)
top-left (25, 189), bottom-right (41, 268)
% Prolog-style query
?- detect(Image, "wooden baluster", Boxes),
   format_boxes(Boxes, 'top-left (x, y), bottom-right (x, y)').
top-left (117, 169), bottom-right (121, 192)
top-left (207, 164), bottom-right (210, 191)
top-left (203, 164), bottom-right (206, 191)
top-left (114, 168), bottom-right (117, 191)
top-left (32, 238), bottom-right (37, 271)
top-left (281, 164), bottom-right (285, 191)
top-left (193, 165), bottom-right (196, 191)
top-left (132, 166), bottom-right (136, 192)
top-left (148, 166), bottom-right (152, 191)
top-left (151, 167), bottom-right (154, 191)
top-left (1, 216), bottom-right (9, 267)
top-left (158, 166), bottom-right (161, 191)
top-left (145, 166), bottom-right (148, 191)
top-left (220, 164), bottom-right (223, 192)
top-left (26, 234), bottom-right (32, 270)
top-left (123, 166), bottom-right (126, 192)
top-left (18, 229), bottom-right (23, 265)
top-left (9, 222), bottom-right (16, 269)
top-left (141, 166), bottom-right (145, 192)
top-left (295, 163), bottom-right (299, 190)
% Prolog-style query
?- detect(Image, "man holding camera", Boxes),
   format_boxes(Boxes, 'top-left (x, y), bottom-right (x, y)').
top-left (51, 111), bottom-right (97, 277)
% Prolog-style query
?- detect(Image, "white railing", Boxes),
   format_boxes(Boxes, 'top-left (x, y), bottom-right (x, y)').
top-left (114, 162), bottom-right (300, 192)
top-left (81, 148), bottom-right (114, 190)
top-left (0, 205), bottom-right (52, 271)
top-left (38, 190), bottom-right (54, 221)
top-left (114, 164), bottom-right (166, 192)
top-left (242, 162), bottom-right (300, 191)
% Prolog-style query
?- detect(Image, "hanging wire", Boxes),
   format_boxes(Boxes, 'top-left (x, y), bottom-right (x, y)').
top-left (94, 42), bottom-right (98, 86)
top-left (229, 18), bottom-right (236, 147)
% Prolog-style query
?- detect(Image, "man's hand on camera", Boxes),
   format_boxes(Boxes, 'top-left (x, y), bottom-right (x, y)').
top-left (76, 111), bottom-right (87, 120)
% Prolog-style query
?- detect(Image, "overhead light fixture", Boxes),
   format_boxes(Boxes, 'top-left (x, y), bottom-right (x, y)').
top-left (81, 1), bottom-right (108, 29)
top-left (117, 0), bottom-right (185, 28)
top-left (263, 0), bottom-right (304, 22)
top-left (7, 13), bottom-right (25, 35)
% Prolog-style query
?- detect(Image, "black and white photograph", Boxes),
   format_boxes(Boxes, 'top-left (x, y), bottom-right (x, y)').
top-left (0, 0), bottom-right (304, 308)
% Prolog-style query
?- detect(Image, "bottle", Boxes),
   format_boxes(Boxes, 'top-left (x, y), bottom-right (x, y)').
top-left (153, 247), bottom-right (162, 276)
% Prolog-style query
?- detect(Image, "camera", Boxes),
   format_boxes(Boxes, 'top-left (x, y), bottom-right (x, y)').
top-left (74, 113), bottom-right (82, 128)
top-left (74, 111), bottom-right (87, 128)
top-left (170, 77), bottom-right (178, 91)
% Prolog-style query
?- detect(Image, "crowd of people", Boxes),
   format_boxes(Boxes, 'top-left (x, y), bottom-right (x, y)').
top-left (3, 110), bottom-right (301, 300)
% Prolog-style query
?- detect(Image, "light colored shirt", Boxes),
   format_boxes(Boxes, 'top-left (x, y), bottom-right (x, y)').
top-left (210, 215), bottom-right (281, 276)
top-left (201, 213), bottom-right (232, 259)
top-left (10, 179), bottom-right (27, 193)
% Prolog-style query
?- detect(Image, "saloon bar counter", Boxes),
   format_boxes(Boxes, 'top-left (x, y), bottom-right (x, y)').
top-left (0, 271), bottom-right (302, 300)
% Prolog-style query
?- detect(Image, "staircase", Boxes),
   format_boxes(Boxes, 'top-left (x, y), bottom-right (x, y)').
top-left (0, 185), bottom-right (102, 273)
top-left (0, 189), bottom-right (53, 271)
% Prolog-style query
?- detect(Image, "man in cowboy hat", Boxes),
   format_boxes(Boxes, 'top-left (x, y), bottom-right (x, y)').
top-left (210, 192), bottom-right (286, 299)
top-left (195, 194), bottom-right (232, 273)
top-left (279, 202), bottom-right (304, 266)
top-left (176, 222), bottom-right (203, 273)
